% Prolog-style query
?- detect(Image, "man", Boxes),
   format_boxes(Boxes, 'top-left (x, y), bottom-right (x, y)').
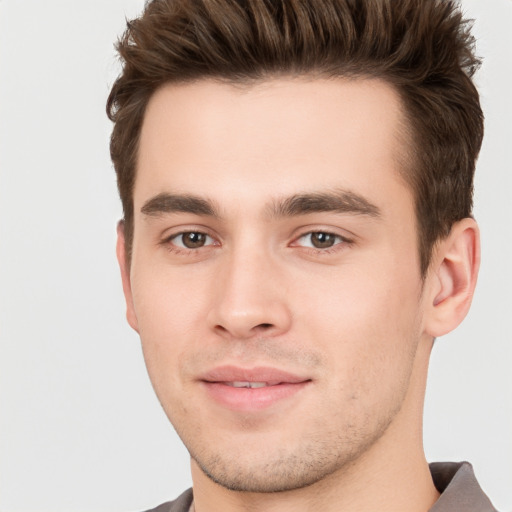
top-left (107, 0), bottom-right (496, 510)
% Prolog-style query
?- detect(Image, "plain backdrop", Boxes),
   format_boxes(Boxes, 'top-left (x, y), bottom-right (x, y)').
top-left (0, 1), bottom-right (510, 511)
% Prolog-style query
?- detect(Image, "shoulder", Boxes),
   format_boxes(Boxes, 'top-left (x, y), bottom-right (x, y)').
top-left (142, 489), bottom-right (193, 512)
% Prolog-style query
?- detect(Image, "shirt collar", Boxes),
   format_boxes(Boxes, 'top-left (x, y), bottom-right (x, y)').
top-left (429, 461), bottom-right (497, 512)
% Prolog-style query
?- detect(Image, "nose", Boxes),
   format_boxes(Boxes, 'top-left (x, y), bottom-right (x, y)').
top-left (206, 246), bottom-right (292, 341)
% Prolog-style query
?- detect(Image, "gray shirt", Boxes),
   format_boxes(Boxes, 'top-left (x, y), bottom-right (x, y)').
top-left (143, 461), bottom-right (497, 512)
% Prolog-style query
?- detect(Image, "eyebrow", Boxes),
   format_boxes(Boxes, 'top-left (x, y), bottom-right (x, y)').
top-left (141, 193), bottom-right (218, 217)
top-left (268, 189), bottom-right (381, 219)
top-left (140, 189), bottom-right (381, 220)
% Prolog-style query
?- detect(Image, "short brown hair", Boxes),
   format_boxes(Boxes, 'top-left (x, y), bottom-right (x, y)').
top-left (107, 0), bottom-right (483, 275)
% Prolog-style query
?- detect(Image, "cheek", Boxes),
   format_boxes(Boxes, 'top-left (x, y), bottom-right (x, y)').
top-left (294, 260), bottom-right (422, 390)
top-left (132, 258), bottom-right (210, 333)
top-left (130, 264), bottom-right (212, 394)
top-left (297, 261), bottom-right (420, 333)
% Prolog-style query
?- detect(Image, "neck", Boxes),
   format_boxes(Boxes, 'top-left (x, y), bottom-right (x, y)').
top-left (191, 337), bottom-right (439, 512)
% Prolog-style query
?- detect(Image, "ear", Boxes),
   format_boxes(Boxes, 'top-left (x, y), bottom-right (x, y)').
top-left (424, 218), bottom-right (480, 338)
top-left (116, 221), bottom-right (139, 333)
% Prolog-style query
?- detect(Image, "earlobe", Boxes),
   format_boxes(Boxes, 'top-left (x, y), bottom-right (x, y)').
top-left (424, 218), bottom-right (480, 338)
top-left (116, 221), bottom-right (139, 333)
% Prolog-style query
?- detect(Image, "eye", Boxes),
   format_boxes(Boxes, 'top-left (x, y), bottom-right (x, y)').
top-left (170, 231), bottom-right (216, 249)
top-left (295, 231), bottom-right (345, 249)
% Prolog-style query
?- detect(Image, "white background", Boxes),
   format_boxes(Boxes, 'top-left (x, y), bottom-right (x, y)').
top-left (0, 1), bottom-right (510, 511)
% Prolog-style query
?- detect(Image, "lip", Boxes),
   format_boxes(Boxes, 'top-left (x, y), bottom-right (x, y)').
top-left (199, 365), bottom-right (311, 412)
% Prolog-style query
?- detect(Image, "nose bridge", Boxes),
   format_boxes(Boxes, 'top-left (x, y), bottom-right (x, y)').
top-left (207, 236), bottom-right (291, 339)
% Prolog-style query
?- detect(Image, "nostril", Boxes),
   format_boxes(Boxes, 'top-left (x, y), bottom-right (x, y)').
top-left (258, 323), bottom-right (273, 329)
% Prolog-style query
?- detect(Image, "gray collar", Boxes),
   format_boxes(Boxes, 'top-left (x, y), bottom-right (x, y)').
top-left (429, 461), bottom-right (497, 511)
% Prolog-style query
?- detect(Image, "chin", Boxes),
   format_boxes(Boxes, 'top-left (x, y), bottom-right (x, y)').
top-left (188, 434), bottom-right (367, 494)
top-left (195, 455), bottom-right (340, 493)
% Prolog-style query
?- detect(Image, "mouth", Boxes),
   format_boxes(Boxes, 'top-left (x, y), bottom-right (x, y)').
top-left (225, 381), bottom-right (272, 388)
top-left (199, 366), bottom-right (311, 411)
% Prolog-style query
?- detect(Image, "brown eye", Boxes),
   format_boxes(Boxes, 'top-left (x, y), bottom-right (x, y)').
top-left (310, 232), bottom-right (337, 248)
top-left (182, 232), bottom-right (206, 248)
top-left (295, 231), bottom-right (344, 250)
top-left (172, 232), bottom-right (214, 249)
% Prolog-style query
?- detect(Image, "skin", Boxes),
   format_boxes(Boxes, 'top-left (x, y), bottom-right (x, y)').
top-left (117, 78), bottom-right (480, 512)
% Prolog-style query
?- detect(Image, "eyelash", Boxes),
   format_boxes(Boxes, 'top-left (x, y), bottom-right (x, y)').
top-left (161, 230), bottom-right (218, 255)
top-left (292, 231), bottom-right (352, 254)
top-left (160, 229), bottom-right (352, 255)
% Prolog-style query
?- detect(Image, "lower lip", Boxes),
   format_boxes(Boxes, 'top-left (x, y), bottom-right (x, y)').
top-left (202, 381), bottom-right (310, 412)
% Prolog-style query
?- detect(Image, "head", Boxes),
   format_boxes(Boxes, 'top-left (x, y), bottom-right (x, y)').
top-left (108, 0), bottom-right (483, 497)
top-left (107, 0), bottom-right (483, 277)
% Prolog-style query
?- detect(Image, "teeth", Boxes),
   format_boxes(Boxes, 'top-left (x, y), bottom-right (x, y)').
top-left (228, 381), bottom-right (268, 388)
top-left (248, 382), bottom-right (267, 388)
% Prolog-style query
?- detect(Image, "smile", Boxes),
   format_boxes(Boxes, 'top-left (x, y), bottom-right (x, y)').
top-left (199, 366), bottom-right (311, 412)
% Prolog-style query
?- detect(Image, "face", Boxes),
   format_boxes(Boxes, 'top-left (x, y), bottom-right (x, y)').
top-left (121, 78), bottom-right (431, 492)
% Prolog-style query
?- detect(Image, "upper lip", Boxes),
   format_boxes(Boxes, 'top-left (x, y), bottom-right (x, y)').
top-left (199, 365), bottom-right (311, 385)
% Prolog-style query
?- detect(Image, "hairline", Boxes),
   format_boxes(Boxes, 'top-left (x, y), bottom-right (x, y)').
top-left (124, 73), bottom-right (433, 276)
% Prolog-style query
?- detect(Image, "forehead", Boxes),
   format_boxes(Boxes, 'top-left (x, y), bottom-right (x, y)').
top-left (135, 77), bottom-right (411, 212)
